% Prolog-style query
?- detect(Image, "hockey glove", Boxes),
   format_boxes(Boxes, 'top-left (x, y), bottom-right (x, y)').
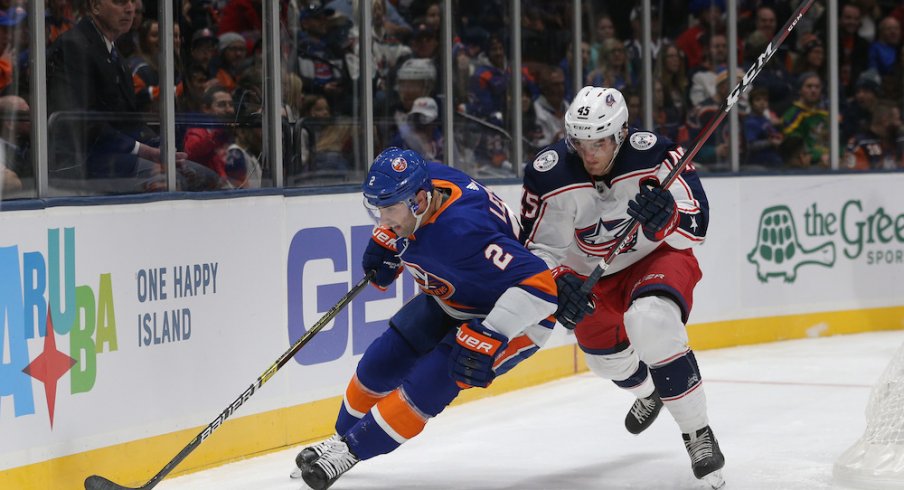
top-left (362, 227), bottom-right (403, 290)
top-left (552, 266), bottom-right (595, 329)
top-left (627, 183), bottom-right (679, 242)
top-left (449, 320), bottom-right (508, 389)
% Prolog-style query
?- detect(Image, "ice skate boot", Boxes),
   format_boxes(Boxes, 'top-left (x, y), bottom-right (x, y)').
top-left (301, 437), bottom-right (359, 490)
top-left (682, 425), bottom-right (725, 489)
top-left (290, 434), bottom-right (341, 479)
top-left (624, 392), bottom-right (663, 434)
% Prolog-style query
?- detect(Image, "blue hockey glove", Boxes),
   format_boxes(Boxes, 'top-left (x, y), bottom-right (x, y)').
top-left (448, 320), bottom-right (508, 389)
top-left (362, 227), bottom-right (403, 290)
top-left (627, 183), bottom-right (679, 242)
top-left (552, 266), bottom-right (595, 329)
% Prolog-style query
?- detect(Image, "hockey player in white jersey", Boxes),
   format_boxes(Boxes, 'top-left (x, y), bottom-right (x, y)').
top-left (520, 86), bottom-right (724, 486)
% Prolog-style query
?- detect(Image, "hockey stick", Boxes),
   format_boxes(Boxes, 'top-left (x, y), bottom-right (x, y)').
top-left (84, 271), bottom-right (375, 490)
top-left (579, 0), bottom-right (816, 296)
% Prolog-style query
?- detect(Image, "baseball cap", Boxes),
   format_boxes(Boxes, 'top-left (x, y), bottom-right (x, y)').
top-left (300, 4), bottom-right (336, 21)
top-left (412, 21), bottom-right (436, 39)
top-left (191, 28), bottom-right (217, 48)
top-left (0, 6), bottom-right (27, 27)
top-left (408, 97), bottom-right (438, 124)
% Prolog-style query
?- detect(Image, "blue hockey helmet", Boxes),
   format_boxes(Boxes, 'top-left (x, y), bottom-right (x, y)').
top-left (362, 147), bottom-right (434, 209)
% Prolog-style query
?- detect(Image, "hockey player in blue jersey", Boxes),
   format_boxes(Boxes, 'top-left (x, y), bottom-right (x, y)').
top-left (520, 86), bottom-right (724, 486)
top-left (293, 147), bottom-right (558, 490)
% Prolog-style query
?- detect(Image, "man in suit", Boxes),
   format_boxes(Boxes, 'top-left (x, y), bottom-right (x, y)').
top-left (46, 0), bottom-right (222, 193)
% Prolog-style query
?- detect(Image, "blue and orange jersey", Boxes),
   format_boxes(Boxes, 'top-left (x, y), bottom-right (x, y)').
top-left (397, 163), bottom-right (557, 318)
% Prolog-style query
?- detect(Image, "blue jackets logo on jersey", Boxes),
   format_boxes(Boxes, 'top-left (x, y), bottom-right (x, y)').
top-left (575, 218), bottom-right (638, 257)
top-left (405, 262), bottom-right (455, 299)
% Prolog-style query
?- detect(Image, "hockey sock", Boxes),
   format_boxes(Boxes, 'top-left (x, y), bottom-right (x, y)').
top-left (649, 350), bottom-right (709, 433)
top-left (337, 327), bottom-right (420, 434)
top-left (344, 387), bottom-right (428, 460)
top-left (612, 360), bottom-right (656, 398)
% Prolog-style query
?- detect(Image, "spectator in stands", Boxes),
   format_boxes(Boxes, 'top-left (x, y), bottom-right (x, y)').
top-left (836, 3), bottom-right (870, 97)
top-left (421, 2), bottom-right (440, 31)
top-left (188, 27), bottom-right (217, 77)
top-left (689, 33), bottom-right (728, 106)
top-left (213, 32), bottom-right (247, 92)
top-left (465, 35), bottom-right (508, 119)
top-left (129, 19), bottom-right (185, 113)
top-left (843, 100), bottom-right (904, 170)
top-left (792, 35), bottom-right (826, 81)
top-left (182, 63), bottom-right (213, 113)
top-left (183, 85), bottom-right (234, 179)
top-left (781, 72), bottom-right (830, 169)
top-left (327, 0), bottom-right (411, 38)
top-left (225, 110), bottom-right (263, 188)
top-left (46, 0), bottom-right (75, 45)
top-left (588, 14), bottom-right (616, 69)
top-left (675, 0), bottom-right (725, 69)
top-left (366, 0), bottom-right (412, 107)
top-left (746, 30), bottom-right (794, 116)
top-left (653, 79), bottom-right (687, 143)
top-left (687, 68), bottom-right (735, 168)
top-left (656, 43), bottom-right (689, 130)
top-left (558, 39), bottom-right (589, 102)
top-left (0, 95), bottom-right (30, 187)
top-left (744, 87), bottom-right (784, 168)
top-left (521, 79), bottom-right (544, 157)
top-left (625, 4), bottom-right (663, 76)
top-left (841, 70), bottom-right (881, 143)
top-left (297, 4), bottom-right (350, 114)
top-left (0, 6), bottom-right (26, 95)
top-left (389, 96), bottom-right (443, 161)
top-left (779, 134), bottom-right (814, 170)
top-left (586, 38), bottom-right (632, 92)
top-left (218, 0), bottom-right (262, 36)
top-left (868, 16), bottom-right (901, 77)
top-left (533, 65), bottom-right (567, 147)
top-left (114, 0), bottom-right (141, 59)
top-left (46, 0), bottom-right (223, 193)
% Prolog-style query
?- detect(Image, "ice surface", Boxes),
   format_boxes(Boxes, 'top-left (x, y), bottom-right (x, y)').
top-left (158, 331), bottom-right (904, 490)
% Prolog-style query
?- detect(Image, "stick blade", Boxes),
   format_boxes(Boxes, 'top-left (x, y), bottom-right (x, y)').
top-left (85, 475), bottom-right (142, 490)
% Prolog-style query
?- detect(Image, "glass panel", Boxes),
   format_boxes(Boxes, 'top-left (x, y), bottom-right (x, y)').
top-left (177, 0), bottom-right (266, 190)
top-left (284, 1), bottom-right (363, 186)
top-left (450, 0), bottom-right (513, 178)
top-left (521, 1), bottom-right (576, 170)
top-left (369, 0), bottom-right (444, 167)
top-left (0, 4), bottom-right (33, 199)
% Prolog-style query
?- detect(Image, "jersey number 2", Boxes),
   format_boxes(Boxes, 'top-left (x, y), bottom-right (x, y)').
top-left (485, 244), bottom-right (513, 270)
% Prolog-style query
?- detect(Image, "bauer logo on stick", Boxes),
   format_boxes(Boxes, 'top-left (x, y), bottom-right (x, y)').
top-left (391, 157), bottom-right (408, 172)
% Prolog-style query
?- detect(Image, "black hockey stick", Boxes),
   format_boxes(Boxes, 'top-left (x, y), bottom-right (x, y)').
top-left (579, 0), bottom-right (816, 296)
top-left (84, 272), bottom-right (375, 490)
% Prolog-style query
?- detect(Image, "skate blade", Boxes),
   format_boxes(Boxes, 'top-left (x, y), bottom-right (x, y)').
top-left (290, 466), bottom-right (303, 479)
top-left (702, 469), bottom-right (725, 489)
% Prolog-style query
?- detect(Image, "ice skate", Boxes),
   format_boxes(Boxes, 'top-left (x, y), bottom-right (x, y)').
top-left (290, 434), bottom-right (341, 479)
top-left (301, 437), bottom-right (359, 490)
top-left (624, 392), bottom-right (663, 434)
top-left (682, 425), bottom-right (725, 489)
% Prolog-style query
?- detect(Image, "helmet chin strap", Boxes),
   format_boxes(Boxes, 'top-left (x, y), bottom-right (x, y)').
top-left (410, 190), bottom-right (433, 232)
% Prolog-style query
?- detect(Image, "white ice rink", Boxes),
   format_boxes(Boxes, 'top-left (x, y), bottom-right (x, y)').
top-left (156, 330), bottom-right (904, 490)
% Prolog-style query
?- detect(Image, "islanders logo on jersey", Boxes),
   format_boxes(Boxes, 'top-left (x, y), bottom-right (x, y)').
top-left (404, 262), bottom-right (455, 299)
top-left (391, 157), bottom-right (408, 172)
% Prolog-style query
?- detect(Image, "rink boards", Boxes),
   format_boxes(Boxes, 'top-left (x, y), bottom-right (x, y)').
top-left (2, 172), bottom-right (903, 488)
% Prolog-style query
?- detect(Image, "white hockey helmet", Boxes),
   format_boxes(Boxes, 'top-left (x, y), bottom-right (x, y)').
top-left (565, 86), bottom-right (629, 148)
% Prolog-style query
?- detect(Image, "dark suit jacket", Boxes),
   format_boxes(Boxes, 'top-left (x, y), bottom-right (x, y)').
top-left (47, 17), bottom-right (152, 178)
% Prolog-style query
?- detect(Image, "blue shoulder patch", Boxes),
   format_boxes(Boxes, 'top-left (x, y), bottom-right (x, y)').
top-left (523, 140), bottom-right (589, 196)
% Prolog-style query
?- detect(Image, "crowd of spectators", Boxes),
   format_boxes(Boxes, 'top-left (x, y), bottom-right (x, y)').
top-left (2, 0), bottom-right (904, 198)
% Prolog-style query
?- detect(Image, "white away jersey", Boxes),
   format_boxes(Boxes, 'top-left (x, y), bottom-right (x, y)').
top-left (519, 129), bottom-right (709, 276)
